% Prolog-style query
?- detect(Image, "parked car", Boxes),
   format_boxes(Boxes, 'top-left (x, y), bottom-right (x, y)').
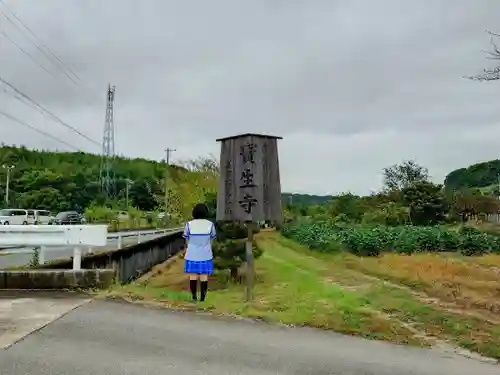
top-left (30, 209), bottom-right (52, 224)
top-left (0, 209), bottom-right (29, 225)
top-left (49, 211), bottom-right (87, 225)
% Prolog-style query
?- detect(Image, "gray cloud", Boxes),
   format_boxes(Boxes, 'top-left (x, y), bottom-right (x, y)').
top-left (1, 0), bottom-right (500, 195)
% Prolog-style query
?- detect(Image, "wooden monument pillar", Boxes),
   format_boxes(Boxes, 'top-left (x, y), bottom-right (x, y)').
top-left (216, 133), bottom-right (283, 301)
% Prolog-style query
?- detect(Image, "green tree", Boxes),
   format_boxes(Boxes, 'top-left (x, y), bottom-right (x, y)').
top-left (401, 182), bottom-right (447, 225)
top-left (383, 160), bottom-right (429, 191)
top-left (361, 202), bottom-right (409, 226)
top-left (129, 179), bottom-right (158, 211)
top-left (444, 160), bottom-right (500, 190)
top-left (328, 193), bottom-right (365, 222)
top-left (212, 221), bottom-right (262, 281)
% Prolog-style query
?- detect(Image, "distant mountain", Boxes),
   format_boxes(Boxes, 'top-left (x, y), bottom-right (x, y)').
top-left (282, 193), bottom-right (332, 207)
top-left (444, 159), bottom-right (500, 189)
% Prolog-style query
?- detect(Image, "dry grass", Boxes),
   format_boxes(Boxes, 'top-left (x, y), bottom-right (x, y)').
top-left (340, 252), bottom-right (500, 317)
top-left (468, 253), bottom-right (500, 269)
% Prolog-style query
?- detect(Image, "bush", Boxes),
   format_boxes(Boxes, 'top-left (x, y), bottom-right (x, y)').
top-left (212, 221), bottom-right (263, 281)
top-left (281, 221), bottom-right (342, 253)
top-left (84, 204), bottom-right (160, 231)
top-left (361, 202), bottom-right (408, 226)
top-left (281, 222), bottom-right (500, 257)
top-left (85, 205), bottom-right (116, 222)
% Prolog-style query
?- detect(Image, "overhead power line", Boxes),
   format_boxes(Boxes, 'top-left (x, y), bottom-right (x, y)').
top-left (0, 75), bottom-right (100, 147)
top-left (0, 109), bottom-right (79, 150)
top-left (4, 7), bottom-right (80, 82)
top-left (0, 0), bottom-right (80, 82)
top-left (0, 1), bottom-right (101, 108)
top-left (0, 11), bottom-right (79, 84)
top-left (1, 30), bottom-right (57, 79)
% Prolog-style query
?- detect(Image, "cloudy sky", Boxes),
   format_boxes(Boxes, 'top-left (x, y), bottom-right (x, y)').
top-left (1, 0), bottom-right (500, 195)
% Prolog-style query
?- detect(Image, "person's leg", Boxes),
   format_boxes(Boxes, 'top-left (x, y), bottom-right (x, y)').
top-left (189, 274), bottom-right (199, 300)
top-left (199, 274), bottom-right (208, 301)
top-left (185, 260), bottom-right (200, 301)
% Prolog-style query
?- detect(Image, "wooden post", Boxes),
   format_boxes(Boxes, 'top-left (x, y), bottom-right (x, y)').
top-left (245, 221), bottom-right (255, 302)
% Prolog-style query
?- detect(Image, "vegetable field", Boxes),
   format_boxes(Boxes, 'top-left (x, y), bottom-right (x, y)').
top-left (281, 222), bottom-right (500, 256)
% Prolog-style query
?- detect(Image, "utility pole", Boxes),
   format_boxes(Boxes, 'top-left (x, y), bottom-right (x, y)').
top-left (2, 165), bottom-right (14, 206)
top-left (164, 148), bottom-right (176, 219)
top-left (125, 179), bottom-right (133, 208)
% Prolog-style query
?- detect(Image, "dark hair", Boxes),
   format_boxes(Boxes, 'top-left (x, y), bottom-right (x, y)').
top-left (192, 203), bottom-right (209, 220)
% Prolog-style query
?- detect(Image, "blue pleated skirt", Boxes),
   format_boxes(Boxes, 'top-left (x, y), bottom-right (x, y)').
top-left (184, 259), bottom-right (214, 275)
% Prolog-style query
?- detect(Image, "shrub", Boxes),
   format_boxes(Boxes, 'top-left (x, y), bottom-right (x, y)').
top-left (84, 204), bottom-right (159, 231)
top-left (85, 205), bottom-right (116, 222)
top-left (212, 221), bottom-right (263, 281)
top-left (281, 221), bottom-right (341, 253)
top-left (281, 222), bottom-right (500, 257)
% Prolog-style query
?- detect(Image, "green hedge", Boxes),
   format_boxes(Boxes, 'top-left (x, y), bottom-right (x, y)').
top-left (281, 222), bottom-right (500, 257)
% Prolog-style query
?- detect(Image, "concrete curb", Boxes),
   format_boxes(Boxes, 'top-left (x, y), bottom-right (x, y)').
top-left (0, 269), bottom-right (116, 289)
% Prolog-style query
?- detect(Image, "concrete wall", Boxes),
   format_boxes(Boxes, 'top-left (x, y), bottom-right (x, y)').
top-left (39, 229), bottom-right (185, 284)
top-left (0, 269), bottom-right (115, 289)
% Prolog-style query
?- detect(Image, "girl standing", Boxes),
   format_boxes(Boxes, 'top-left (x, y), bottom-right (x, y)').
top-left (183, 203), bottom-right (217, 301)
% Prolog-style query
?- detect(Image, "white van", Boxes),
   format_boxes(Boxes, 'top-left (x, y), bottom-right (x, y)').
top-left (0, 209), bottom-right (29, 225)
top-left (30, 209), bottom-right (52, 225)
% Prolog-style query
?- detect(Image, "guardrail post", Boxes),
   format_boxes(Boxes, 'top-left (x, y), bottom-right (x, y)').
top-left (137, 232), bottom-right (141, 244)
top-left (38, 246), bottom-right (45, 265)
top-left (117, 235), bottom-right (122, 249)
top-left (73, 247), bottom-right (82, 270)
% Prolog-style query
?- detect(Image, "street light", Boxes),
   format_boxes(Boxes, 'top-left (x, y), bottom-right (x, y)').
top-left (2, 165), bottom-right (14, 206)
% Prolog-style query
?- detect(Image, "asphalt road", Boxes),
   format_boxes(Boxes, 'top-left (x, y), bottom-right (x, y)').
top-left (0, 298), bottom-right (498, 375)
top-left (0, 229), bottom-right (170, 269)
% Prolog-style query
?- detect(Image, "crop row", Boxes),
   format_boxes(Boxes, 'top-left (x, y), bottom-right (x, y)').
top-left (281, 222), bottom-right (500, 256)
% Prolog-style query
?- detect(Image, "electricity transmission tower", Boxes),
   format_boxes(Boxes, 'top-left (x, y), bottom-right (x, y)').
top-left (100, 84), bottom-right (116, 199)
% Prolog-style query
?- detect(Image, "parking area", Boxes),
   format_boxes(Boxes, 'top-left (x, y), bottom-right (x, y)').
top-left (0, 291), bottom-right (90, 349)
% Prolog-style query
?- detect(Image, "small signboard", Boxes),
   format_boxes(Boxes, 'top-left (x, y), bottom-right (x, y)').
top-left (216, 133), bottom-right (283, 223)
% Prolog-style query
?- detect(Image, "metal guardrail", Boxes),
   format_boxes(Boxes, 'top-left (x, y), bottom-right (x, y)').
top-left (0, 227), bottom-right (182, 269)
top-left (107, 228), bottom-right (182, 249)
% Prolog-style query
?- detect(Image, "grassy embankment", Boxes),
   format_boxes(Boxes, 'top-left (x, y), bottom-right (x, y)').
top-left (107, 231), bottom-right (500, 361)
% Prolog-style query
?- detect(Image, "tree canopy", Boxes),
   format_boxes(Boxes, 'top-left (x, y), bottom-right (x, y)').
top-left (383, 160), bottom-right (429, 191)
top-left (444, 159), bottom-right (500, 190)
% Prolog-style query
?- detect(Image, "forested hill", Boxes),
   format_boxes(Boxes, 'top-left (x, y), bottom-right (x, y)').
top-left (281, 193), bottom-right (332, 207)
top-left (444, 159), bottom-right (500, 189)
top-left (0, 145), bottom-right (218, 220)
